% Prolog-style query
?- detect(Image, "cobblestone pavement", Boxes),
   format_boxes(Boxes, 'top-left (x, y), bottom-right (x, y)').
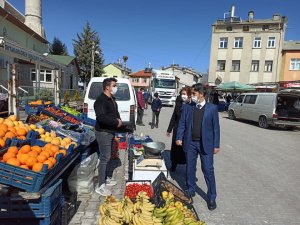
top-left (69, 106), bottom-right (300, 225)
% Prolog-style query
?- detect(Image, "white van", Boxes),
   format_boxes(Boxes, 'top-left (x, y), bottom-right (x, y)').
top-left (228, 90), bottom-right (300, 129)
top-left (83, 77), bottom-right (137, 131)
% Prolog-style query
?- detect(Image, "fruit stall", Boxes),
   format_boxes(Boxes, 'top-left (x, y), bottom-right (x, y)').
top-left (0, 106), bottom-right (96, 224)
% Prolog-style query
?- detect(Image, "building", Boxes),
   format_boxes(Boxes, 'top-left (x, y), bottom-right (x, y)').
top-left (208, 6), bottom-right (287, 84)
top-left (103, 63), bottom-right (131, 78)
top-left (280, 41), bottom-right (300, 82)
top-left (129, 69), bottom-right (152, 90)
top-left (162, 64), bottom-right (202, 90)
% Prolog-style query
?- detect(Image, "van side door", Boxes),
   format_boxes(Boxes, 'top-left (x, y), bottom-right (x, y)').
top-left (234, 94), bottom-right (245, 118)
top-left (242, 94), bottom-right (258, 121)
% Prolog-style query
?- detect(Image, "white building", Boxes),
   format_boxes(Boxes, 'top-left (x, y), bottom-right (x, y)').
top-left (208, 6), bottom-right (287, 84)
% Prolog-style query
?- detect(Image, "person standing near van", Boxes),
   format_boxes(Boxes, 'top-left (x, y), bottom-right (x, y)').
top-left (176, 83), bottom-right (220, 210)
top-left (143, 89), bottom-right (150, 109)
top-left (151, 92), bottom-right (162, 129)
top-left (136, 87), bottom-right (145, 126)
top-left (94, 78), bottom-right (122, 196)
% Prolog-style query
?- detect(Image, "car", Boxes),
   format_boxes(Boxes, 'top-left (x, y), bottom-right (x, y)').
top-left (83, 77), bottom-right (137, 131)
top-left (228, 90), bottom-right (300, 129)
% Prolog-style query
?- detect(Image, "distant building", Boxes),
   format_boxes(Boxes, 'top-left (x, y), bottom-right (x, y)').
top-left (103, 63), bottom-right (131, 78)
top-left (129, 68), bottom-right (152, 90)
top-left (208, 5), bottom-right (287, 84)
top-left (162, 64), bottom-right (201, 90)
top-left (280, 41), bottom-right (300, 82)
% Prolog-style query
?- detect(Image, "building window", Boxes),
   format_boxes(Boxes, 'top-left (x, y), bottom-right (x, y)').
top-left (264, 61), bottom-right (273, 72)
top-left (31, 69), bottom-right (52, 82)
top-left (243, 26), bottom-right (249, 32)
top-left (251, 60), bottom-right (259, 72)
top-left (143, 78), bottom-right (147, 83)
top-left (132, 78), bottom-right (139, 83)
top-left (234, 37), bottom-right (243, 48)
top-left (219, 37), bottom-right (228, 48)
top-left (253, 37), bottom-right (261, 48)
top-left (268, 37), bottom-right (276, 48)
top-left (262, 25), bottom-right (269, 30)
top-left (217, 60), bottom-right (226, 71)
top-left (290, 59), bottom-right (300, 70)
top-left (226, 26), bottom-right (232, 31)
top-left (231, 60), bottom-right (240, 72)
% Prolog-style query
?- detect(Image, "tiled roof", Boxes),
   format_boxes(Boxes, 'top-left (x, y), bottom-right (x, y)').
top-left (129, 70), bottom-right (152, 77)
top-left (283, 41), bottom-right (300, 51)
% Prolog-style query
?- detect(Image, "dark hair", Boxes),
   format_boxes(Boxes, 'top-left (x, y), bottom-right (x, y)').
top-left (140, 87), bottom-right (144, 91)
top-left (193, 83), bottom-right (206, 96)
top-left (179, 87), bottom-right (191, 97)
top-left (103, 78), bottom-right (117, 91)
top-left (154, 92), bottom-right (159, 98)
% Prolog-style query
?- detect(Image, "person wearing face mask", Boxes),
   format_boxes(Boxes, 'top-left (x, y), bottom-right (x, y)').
top-left (93, 78), bottom-right (122, 196)
top-left (166, 87), bottom-right (191, 172)
top-left (176, 83), bottom-right (220, 211)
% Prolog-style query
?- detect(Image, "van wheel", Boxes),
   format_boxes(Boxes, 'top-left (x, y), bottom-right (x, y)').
top-left (258, 116), bottom-right (269, 129)
top-left (228, 110), bottom-right (236, 120)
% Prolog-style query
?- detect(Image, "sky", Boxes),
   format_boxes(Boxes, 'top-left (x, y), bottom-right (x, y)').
top-left (7, 0), bottom-right (300, 73)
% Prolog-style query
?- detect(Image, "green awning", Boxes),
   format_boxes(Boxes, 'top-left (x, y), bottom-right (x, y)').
top-left (216, 81), bottom-right (255, 92)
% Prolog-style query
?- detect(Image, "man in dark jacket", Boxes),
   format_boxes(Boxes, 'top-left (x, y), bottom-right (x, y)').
top-left (94, 78), bottom-right (122, 196)
top-left (151, 92), bottom-right (162, 129)
top-left (136, 87), bottom-right (145, 126)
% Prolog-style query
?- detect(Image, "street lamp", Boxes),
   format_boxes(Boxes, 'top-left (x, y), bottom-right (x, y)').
top-left (91, 42), bottom-right (99, 78)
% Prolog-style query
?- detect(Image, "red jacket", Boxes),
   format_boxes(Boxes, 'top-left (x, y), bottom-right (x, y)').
top-left (137, 91), bottom-right (145, 108)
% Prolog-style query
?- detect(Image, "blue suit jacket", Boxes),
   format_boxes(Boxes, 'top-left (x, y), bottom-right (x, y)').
top-left (176, 102), bottom-right (220, 154)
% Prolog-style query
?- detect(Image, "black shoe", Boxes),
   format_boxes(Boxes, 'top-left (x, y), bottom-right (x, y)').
top-left (184, 189), bottom-right (195, 198)
top-left (155, 124), bottom-right (158, 128)
top-left (151, 126), bottom-right (154, 129)
top-left (140, 123), bottom-right (145, 126)
top-left (207, 200), bottom-right (217, 211)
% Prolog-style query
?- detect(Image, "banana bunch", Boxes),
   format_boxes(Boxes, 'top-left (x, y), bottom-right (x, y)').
top-left (119, 197), bottom-right (134, 224)
top-left (132, 192), bottom-right (163, 225)
top-left (99, 196), bottom-right (124, 225)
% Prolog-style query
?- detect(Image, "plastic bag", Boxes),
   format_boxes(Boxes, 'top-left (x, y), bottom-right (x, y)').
top-left (67, 152), bottom-right (98, 194)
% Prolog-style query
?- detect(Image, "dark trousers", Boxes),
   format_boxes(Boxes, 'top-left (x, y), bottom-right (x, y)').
top-left (151, 111), bottom-right (160, 126)
top-left (137, 107), bottom-right (144, 124)
top-left (186, 140), bottom-right (216, 201)
top-left (95, 130), bottom-right (114, 187)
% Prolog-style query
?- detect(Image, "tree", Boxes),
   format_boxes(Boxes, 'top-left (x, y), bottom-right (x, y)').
top-left (73, 21), bottom-right (104, 84)
top-left (123, 55), bottom-right (128, 68)
top-left (49, 37), bottom-right (68, 55)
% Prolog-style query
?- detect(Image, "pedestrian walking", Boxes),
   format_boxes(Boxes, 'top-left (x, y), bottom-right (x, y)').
top-left (94, 78), bottom-right (122, 196)
top-left (166, 87), bottom-right (191, 172)
top-left (151, 92), bottom-right (162, 129)
top-left (176, 83), bottom-right (220, 211)
top-left (136, 87), bottom-right (145, 126)
top-left (143, 89), bottom-right (150, 109)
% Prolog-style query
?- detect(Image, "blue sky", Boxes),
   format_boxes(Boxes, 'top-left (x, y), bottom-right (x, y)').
top-left (8, 0), bottom-right (300, 73)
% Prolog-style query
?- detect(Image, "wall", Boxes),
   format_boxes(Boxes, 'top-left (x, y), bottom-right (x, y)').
top-left (281, 51), bottom-right (300, 81)
top-left (130, 77), bottom-right (150, 89)
top-left (103, 64), bottom-right (123, 78)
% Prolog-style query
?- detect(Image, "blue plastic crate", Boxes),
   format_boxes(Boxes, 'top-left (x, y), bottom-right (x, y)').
top-left (0, 179), bottom-right (62, 218)
top-left (0, 201), bottom-right (62, 225)
top-left (43, 105), bottom-right (81, 124)
top-left (128, 134), bottom-right (153, 146)
top-left (0, 139), bottom-right (75, 192)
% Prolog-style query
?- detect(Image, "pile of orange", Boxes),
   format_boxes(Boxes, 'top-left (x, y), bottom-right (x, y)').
top-left (0, 116), bottom-right (35, 148)
top-left (1, 144), bottom-right (67, 172)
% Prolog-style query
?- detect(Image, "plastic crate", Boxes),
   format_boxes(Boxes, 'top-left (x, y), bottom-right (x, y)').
top-left (1, 201), bottom-right (62, 225)
top-left (43, 105), bottom-right (81, 124)
top-left (0, 179), bottom-right (62, 218)
top-left (0, 139), bottom-right (75, 192)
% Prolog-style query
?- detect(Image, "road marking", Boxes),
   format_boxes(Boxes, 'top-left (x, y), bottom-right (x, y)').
top-left (225, 144), bottom-right (234, 149)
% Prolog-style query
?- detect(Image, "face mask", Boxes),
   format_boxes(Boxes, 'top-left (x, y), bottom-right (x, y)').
top-left (111, 86), bottom-right (118, 95)
top-left (142, 92), bottom-right (145, 94)
top-left (192, 96), bottom-right (198, 103)
top-left (181, 94), bottom-right (188, 102)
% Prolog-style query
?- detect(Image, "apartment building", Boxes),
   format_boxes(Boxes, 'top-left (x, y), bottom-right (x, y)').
top-left (208, 6), bottom-right (287, 84)
top-left (280, 41), bottom-right (300, 82)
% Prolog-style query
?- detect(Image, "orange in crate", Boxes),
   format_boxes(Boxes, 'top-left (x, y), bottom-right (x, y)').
top-left (7, 146), bottom-right (18, 155)
top-left (3, 152), bottom-right (16, 162)
top-left (32, 162), bottom-right (43, 172)
top-left (7, 158), bottom-right (20, 167)
top-left (20, 145), bottom-right (31, 154)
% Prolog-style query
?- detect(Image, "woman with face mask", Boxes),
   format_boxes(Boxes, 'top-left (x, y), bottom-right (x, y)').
top-left (166, 87), bottom-right (191, 172)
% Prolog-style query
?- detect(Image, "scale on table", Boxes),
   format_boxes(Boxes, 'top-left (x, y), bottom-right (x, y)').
top-left (135, 142), bottom-right (165, 168)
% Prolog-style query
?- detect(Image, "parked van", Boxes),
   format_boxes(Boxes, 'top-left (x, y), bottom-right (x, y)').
top-left (228, 90), bottom-right (300, 129)
top-left (84, 77), bottom-right (137, 131)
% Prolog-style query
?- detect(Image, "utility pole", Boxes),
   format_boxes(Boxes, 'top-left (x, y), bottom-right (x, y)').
top-left (8, 64), bottom-right (19, 117)
top-left (91, 41), bottom-right (95, 79)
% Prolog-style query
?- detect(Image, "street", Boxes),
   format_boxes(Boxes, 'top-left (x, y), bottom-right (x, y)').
top-left (136, 106), bottom-right (300, 225)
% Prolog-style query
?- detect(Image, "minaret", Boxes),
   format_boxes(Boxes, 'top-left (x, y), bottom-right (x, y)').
top-left (24, 0), bottom-right (45, 38)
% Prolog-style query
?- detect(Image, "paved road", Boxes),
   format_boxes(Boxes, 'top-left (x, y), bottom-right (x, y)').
top-left (136, 106), bottom-right (300, 225)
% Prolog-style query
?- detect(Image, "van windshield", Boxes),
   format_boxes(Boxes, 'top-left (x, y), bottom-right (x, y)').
top-left (88, 82), bottom-right (130, 101)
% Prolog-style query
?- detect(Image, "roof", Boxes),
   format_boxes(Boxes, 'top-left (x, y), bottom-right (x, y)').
top-left (283, 41), bottom-right (300, 51)
top-left (129, 70), bottom-right (152, 77)
top-left (0, 6), bottom-right (47, 44)
top-left (47, 55), bottom-right (75, 65)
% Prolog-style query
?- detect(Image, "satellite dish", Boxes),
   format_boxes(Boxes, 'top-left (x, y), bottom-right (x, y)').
top-left (215, 74), bottom-right (223, 85)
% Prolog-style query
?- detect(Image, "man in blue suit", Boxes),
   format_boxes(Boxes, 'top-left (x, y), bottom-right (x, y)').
top-left (176, 83), bottom-right (220, 210)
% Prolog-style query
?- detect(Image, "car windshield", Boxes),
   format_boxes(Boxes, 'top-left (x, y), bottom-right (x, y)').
top-left (88, 82), bottom-right (130, 101)
top-left (154, 79), bottom-right (176, 89)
